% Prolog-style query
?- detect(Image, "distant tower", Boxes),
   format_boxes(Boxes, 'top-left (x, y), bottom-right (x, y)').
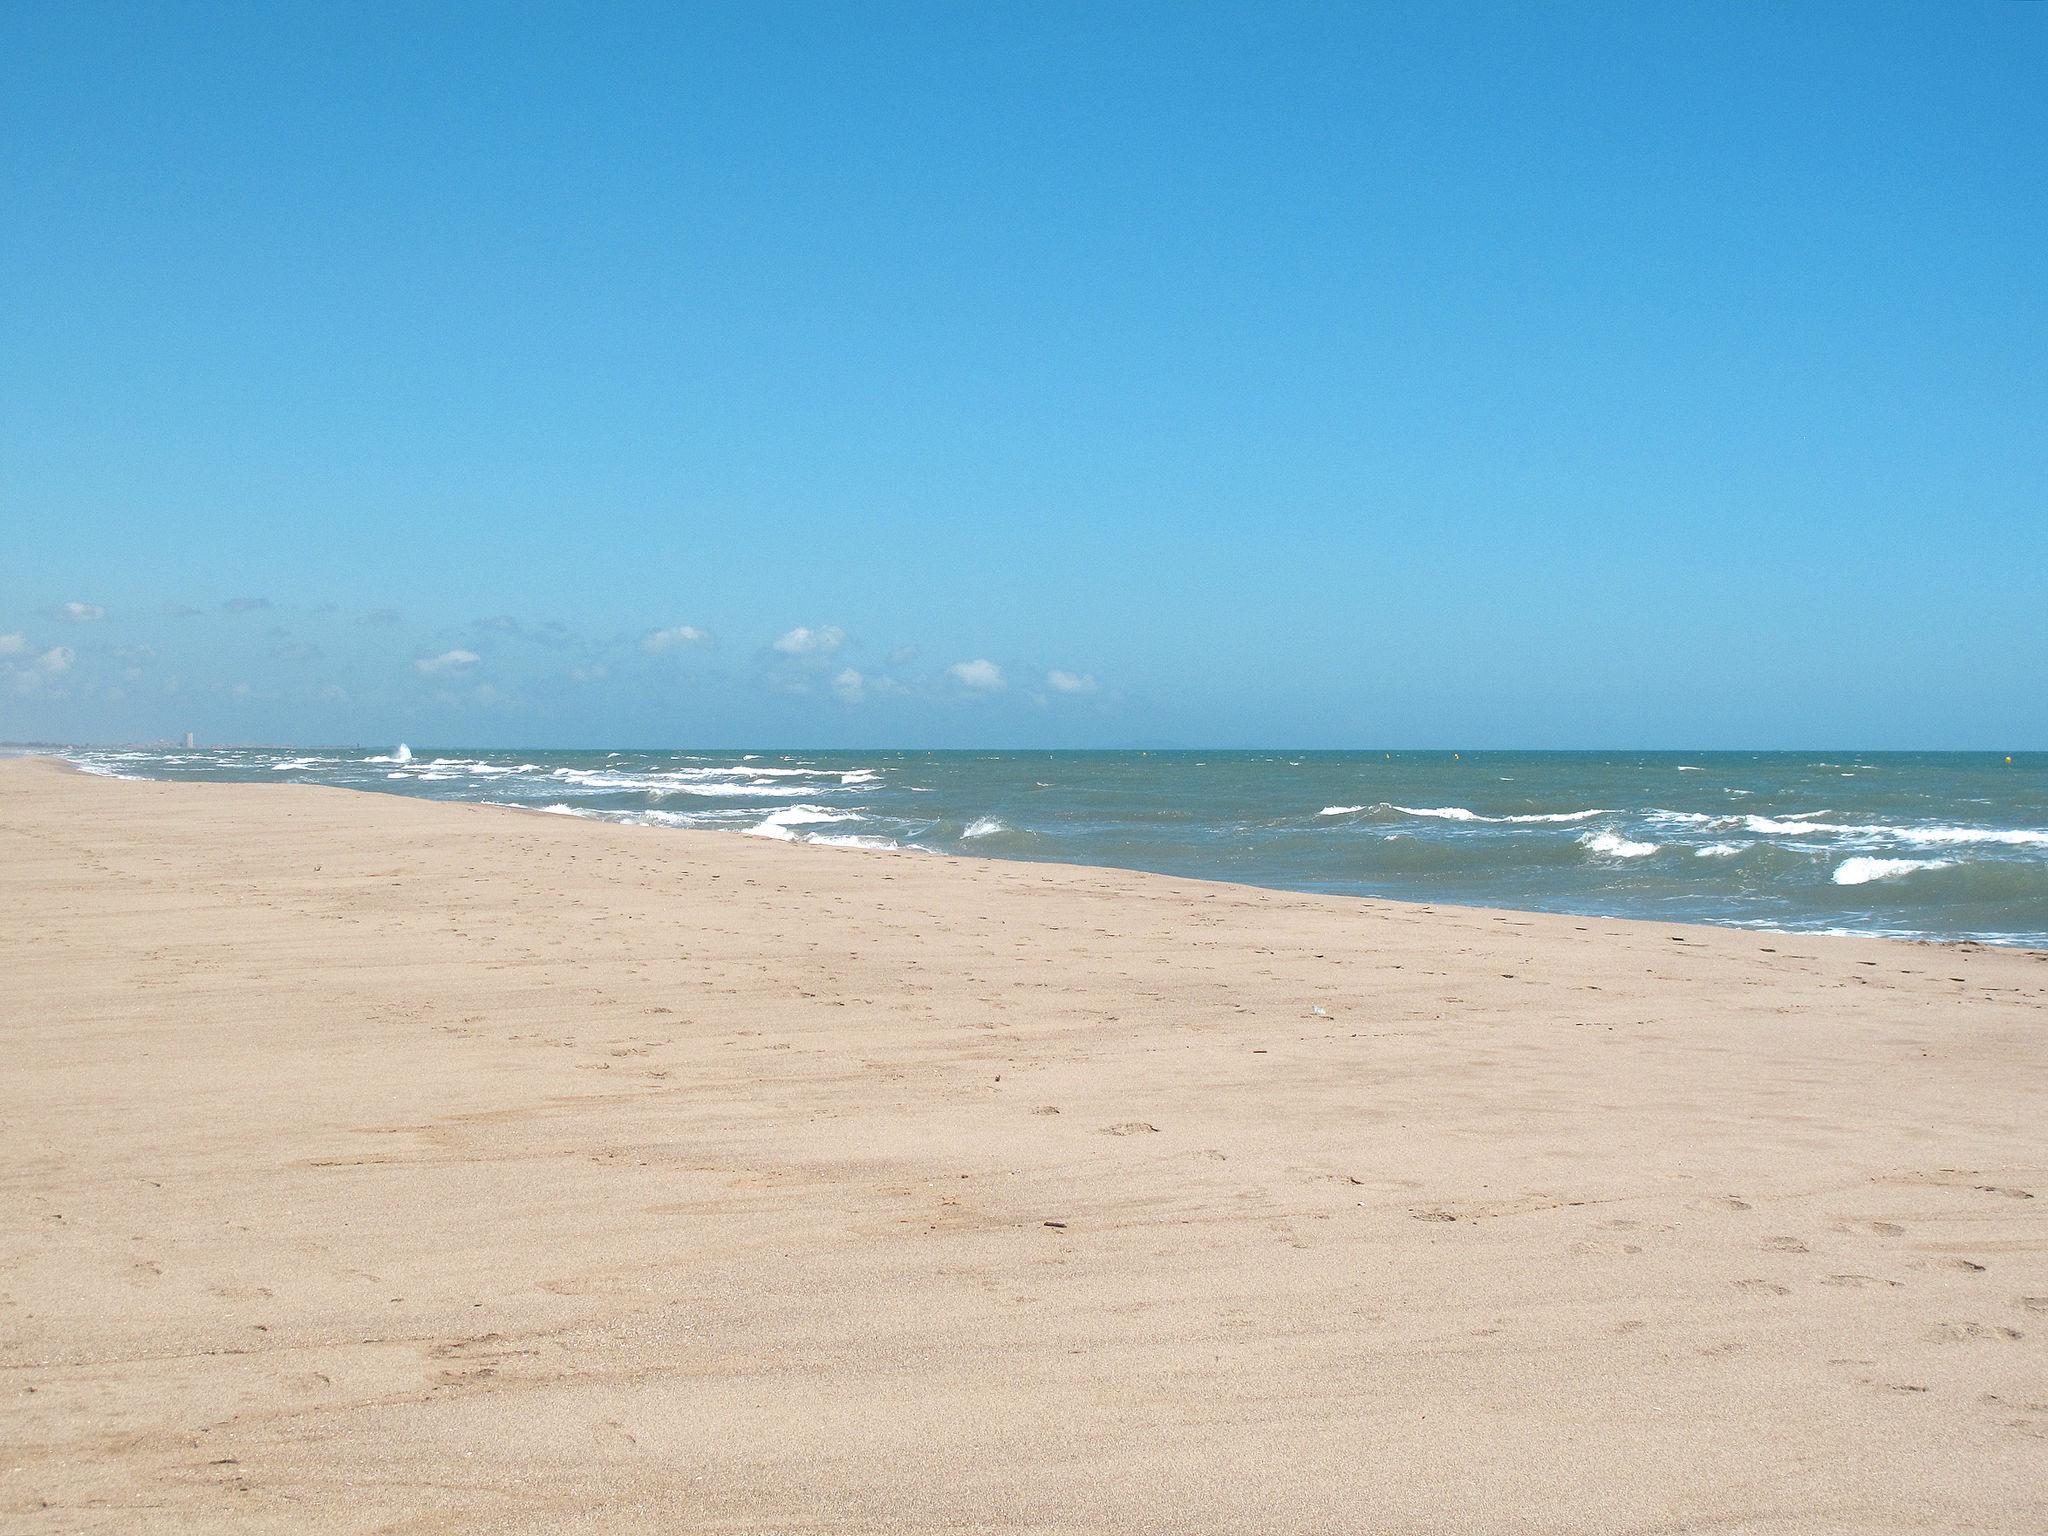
top-left (184, 731), bottom-right (195, 749)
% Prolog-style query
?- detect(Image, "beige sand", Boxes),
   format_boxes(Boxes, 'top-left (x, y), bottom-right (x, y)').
top-left (2, 756), bottom-right (2045, 1533)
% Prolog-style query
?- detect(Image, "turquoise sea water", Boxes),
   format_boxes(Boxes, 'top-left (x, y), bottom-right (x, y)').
top-left (53, 746), bottom-right (2048, 948)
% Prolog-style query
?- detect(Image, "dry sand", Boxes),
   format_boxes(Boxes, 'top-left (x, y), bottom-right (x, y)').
top-left (2, 755), bottom-right (2045, 1533)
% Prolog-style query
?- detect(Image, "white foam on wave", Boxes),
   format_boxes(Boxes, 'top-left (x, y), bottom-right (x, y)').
top-left (962, 817), bottom-right (1006, 839)
top-left (546, 766), bottom-right (825, 798)
top-left (744, 805), bottom-right (862, 841)
top-left (1645, 809), bottom-right (1716, 827)
top-left (1742, 814), bottom-right (2048, 848)
top-left (1578, 830), bottom-right (1659, 859)
top-left (364, 744), bottom-right (412, 765)
top-left (1695, 841), bottom-right (1750, 858)
top-left (1833, 856), bottom-right (1955, 886)
top-left (1742, 813), bottom-right (1836, 835)
top-left (1385, 804), bottom-right (1611, 825)
top-left (64, 756), bottom-right (134, 779)
top-left (1888, 824), bottom-right (2048, 849)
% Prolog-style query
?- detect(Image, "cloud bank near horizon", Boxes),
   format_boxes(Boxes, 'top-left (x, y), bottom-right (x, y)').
top-left (0, 595), bottom-right (1114, 745)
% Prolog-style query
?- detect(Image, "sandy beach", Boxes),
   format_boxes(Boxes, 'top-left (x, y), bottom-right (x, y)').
top-left (3, 754), bottom-right (2044, 1533)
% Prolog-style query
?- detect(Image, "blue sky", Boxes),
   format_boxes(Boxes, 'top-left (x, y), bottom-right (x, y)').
top-left (3, 2), bottom-right (2042, 749)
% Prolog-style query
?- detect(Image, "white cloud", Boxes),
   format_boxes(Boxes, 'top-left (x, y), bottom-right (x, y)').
top-left (773, 625), bottom-right (844, 656)
top-left (1045, 669), bottom-right (1097, 694)
top-left (831, 667), bottom-right (866, 704)
top-left (5, 646), bottom-right (74, 696)
top-left (640, 624), bottom-right (711, 654)
top-left (56, 602), bottom-right (105, 622)
top-left (570, 664), bottom-right (610, 684)
top-left (947, 658), bottom-right (1005, 690)
top-left (0, 633), bottom-right (25, 655)
top-left (414, 648), bottom-right (480, 674)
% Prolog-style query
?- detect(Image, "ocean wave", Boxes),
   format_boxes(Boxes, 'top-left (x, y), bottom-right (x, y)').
top-left (1742, 814), bottom-right (1837, 835)
top-left (962, 817), bottom-right (1007, 839)
top-left (1578, 830), bottom-right (1659, 859)
top-left (544, 766), bottom-right (828, 798)
top-left (1887, 824), bottom-right (2048, 849)
top-left (363, 745), bottom-right (412, 764)
top-left (1695, 841), bottom-right (1750, 858)
top-left (1832, 856), bottom-right (1956, 887)
top-left (1320, 803), bottom-right (1609, 825)
top-left (1743, 814), bottom-right (2048, 848)
top-left (64, 756), bottom-right (135, 779)
top-left (744, 805), bottom-right (862, 842)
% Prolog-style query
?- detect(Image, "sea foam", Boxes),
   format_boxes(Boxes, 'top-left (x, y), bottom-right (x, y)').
top-left (1578, 830), bottom-right (1659, 859)
top-left (1832, 856), bottom-right (1955, 886)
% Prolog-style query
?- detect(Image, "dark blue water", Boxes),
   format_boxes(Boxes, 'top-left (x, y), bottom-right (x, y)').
top-left (56, 746), bottom-right (2048, 947)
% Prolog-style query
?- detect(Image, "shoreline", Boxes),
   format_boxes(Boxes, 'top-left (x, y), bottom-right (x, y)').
top-left (5, 756), bottom-right (2046, 1532)
top-left (24, 753), bottom-right (2043, 955)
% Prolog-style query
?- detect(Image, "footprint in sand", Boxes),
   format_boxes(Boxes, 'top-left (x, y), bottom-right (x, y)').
top-left (1924, 1321), bottom-right (2023, 1343)
top-left (1734, 1278), bottom-right (1790, 1296)
top-left (1761, 1236), bottom-right (1809, 1253)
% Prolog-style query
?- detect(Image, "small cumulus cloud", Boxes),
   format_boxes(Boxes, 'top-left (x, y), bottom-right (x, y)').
top-left (161, 601), bottom-right (204, 618)
top-left (5, 645), bottom-right (78, 695)
top-left (641, 624), bottom-right (712, 654)
top-left (948, 659), bottom-right (1005, 691)
top-left (831, 667), bottom-right (866, 704)
top-left (0, 633), bottom-right (25, 655)
top-left (414, 648), bottom-right (480, 674)
top-left (476, 615), bottom-right (575, 648)
top-left (1045, 669), bottom-right (1098, 694)
top-left (773, 625), bottom-right (844, 656)
top-left (49, 601), bottom-right (105, 622)
top-left (223, 596), bottom-right (272, 614)
top-left (570, 664), bottom-right (610, 684)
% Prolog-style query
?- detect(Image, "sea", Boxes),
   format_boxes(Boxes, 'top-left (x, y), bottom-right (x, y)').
top-left (51, 746), bottom-right (2048, 949)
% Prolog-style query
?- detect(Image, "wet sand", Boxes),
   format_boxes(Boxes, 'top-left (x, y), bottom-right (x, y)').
top-left (3, 755), bottom-right (2045, 1533)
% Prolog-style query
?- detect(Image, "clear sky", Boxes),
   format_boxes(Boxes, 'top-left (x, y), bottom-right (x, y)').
top-left (3, 2), bottom-right (2042, 749)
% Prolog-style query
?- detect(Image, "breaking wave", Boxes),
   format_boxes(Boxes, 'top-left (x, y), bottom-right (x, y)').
top-left (1833, 856), bottom-right (1955, 887)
